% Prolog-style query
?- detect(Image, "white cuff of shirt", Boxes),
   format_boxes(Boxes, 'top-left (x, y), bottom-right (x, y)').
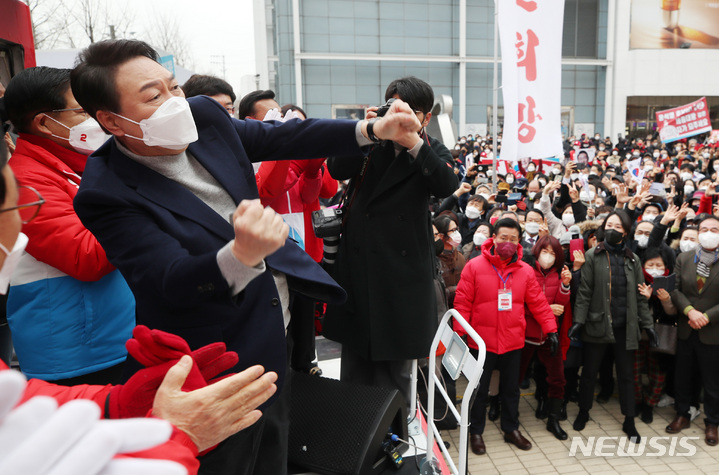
top-left (217, 242), bottom-right (265, 295)
top-left (355, 121), bottom-right (374, 147)
top-left (407, 138), bottom-right (423, 159)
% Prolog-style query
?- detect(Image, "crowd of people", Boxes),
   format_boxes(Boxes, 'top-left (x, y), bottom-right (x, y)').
top-left (1, 35), bottom-right (718, 474)
top-left (434, 130), bottom-right (719, 454)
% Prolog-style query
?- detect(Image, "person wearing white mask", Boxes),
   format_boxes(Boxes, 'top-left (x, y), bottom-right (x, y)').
top-left (677, 227), bottom-right (699, 254)
top-left (71, 40), bottom-right (456, 474)
top-left (433, 215), bottom-right (466, 308)
top-left (635, 248), bottom-right (678, 425)
top-left (521, 209), bottom-right (545, 253)
top-left (0, 134), bottom-right (280, 475)
top-left (3, 66), bottom-right (134, 385)
top-left (667, 216), bottom-right (719, 446)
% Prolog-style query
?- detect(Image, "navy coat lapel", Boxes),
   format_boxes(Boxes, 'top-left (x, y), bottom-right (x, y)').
top-left (188, 123), bottom-right (257, 204)
top-left (107, 141), bottom-right (234, 242)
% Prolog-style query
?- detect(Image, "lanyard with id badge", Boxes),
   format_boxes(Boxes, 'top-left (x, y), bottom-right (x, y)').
top-left (492, 264), bottom-right (512, 311)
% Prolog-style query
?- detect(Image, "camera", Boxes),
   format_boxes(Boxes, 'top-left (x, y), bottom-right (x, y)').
top-left (375, 98), bottom-right (396, 118)
top-left (311, 208), bottom-right (344, 238)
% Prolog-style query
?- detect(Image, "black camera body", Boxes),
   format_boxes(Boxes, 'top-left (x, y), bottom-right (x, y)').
top-left (311, 208), bottom-right (344, 238)
top-left (375, 98), bottom-right (396, 118)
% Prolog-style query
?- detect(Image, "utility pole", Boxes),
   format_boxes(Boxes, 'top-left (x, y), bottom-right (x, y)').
top-left (109, 25), bottom-right (116, 40)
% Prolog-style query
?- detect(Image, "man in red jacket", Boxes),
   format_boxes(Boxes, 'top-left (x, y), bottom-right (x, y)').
top-left (454, 218), bottom-right (558, 455)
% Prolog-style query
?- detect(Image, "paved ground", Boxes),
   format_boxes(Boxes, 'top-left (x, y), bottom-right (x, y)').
top-left (315, 337), bottom-right (717, 474)
top-left (439, 379), bottom-right (717, 475)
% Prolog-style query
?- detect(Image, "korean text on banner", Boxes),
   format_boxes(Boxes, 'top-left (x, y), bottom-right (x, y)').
top-left (497, 0), bottom-right (565, 164)
top-left (656, 97), bottom-right (712, 144)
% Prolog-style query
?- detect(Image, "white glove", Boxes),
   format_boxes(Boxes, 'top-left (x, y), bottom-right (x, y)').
top-left (283, 109), bottom-right (300, 122)
top-left (0, 370), bottom-right (186, 475)
top-left (262, 108), bottom-right (283, 122)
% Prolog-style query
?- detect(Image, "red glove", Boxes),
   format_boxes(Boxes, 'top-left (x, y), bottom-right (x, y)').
top-left (108, 326), bottom-right (239, 419)
top-left (127, 326), bottom-right (238, 383)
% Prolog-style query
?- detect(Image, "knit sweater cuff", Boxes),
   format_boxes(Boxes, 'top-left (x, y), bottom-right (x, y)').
top-left (217, 242), bottom-right (265, 295)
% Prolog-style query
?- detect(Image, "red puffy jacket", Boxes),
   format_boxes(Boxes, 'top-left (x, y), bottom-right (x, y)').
top-left (453, 238), bottom-right (557, 354)
top-left (524, 263), bottom-right (570, 345)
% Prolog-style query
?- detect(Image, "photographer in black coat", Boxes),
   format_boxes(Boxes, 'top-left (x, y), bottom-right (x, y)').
top-left (324, 77), bottom-right (458, 405)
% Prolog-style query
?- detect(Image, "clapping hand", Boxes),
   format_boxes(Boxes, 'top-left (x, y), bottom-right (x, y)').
top-left (638, 283), bottom-right (653, 299)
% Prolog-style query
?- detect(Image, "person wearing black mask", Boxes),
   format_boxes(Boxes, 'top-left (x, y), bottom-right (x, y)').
top-left (569, 210), bottom-right (658, 443)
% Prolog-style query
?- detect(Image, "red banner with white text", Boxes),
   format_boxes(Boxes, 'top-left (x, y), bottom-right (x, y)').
top-left (656, 97), bottom-right (712, 144)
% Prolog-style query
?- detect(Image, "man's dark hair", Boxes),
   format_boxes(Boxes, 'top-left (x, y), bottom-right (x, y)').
top-left (4, 67), bottom-right (71, 133)
top-left (71, 39), bottom-right (160, 120)
top-left (698, 215), bottom-right (719, 230)
top-left (238, 90), bottom-right (275, 119)
top-left (280, 103), bottom-right (307, 119)
top-left (182, 74), bottom-right (236, 103)
top-left (526, 208), bottom-right (544, 221)
top-left (384, 76), bottom-right (434, 115)
top-left (493, 217), bottom-right (522, 236)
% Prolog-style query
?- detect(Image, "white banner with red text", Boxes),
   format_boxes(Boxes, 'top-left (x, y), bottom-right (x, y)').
top-left (497, 0), bottom-right (565, 164)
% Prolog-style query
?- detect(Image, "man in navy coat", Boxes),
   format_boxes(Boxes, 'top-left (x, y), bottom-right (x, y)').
top-left (70, 39), bottom-right (424, 474)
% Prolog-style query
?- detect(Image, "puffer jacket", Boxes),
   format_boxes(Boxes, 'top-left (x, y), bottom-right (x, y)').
top-left (573, 241), bottom-right (654, 349)
top-left (453, 238), bottom-right (557, 354)
top-left (525, 263), bottom-right (570, 344)
top-left (7, 134), bottom-right (134, 380)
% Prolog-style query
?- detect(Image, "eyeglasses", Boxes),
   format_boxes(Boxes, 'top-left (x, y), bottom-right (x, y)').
top-left (225, 106), bottom-right (236, 115)
top-left (0, 186), bottom-right (46, 223)
top-left (51, 107), bottom-right (88, 118)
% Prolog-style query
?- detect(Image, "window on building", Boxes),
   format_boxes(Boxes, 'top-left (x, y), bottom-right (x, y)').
top-left (562, 0), bottom-right (599, 58)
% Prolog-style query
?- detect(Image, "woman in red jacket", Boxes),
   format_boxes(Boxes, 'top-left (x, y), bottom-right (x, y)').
top-left (520, 236), bottom-right (572, 440)
top-left (453, 218), bottom-right (558, 456)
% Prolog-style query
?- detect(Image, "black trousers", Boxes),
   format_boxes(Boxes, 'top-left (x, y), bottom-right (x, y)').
top-left (578, 327), bottom-right (636, 417)
top-left (469, 348), bottom-right (522, 435)
top-left (288, 295), bottom-right (317, 372)
top-left (674, 331), bottom-right (719, 425)
top-left (198, 337), bottom-right (292, 475)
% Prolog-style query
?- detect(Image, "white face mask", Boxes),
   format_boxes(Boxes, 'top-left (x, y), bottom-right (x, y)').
top-left (699, 231), bottom-right (719, 250)
top-left (465, 206), bottom-right (481, 220)
top-left (43, 116), bottom-right (110, 155)
top-left (635, 235), bottom-right (649, 249)
top-left (680, 240), bottom-right (698, 253)
top-left (552, 168), bottom-right (561, 175)
top-left (473, 232), bottom-right (488, 246)
top-left (449, 231), bottom-right (462, 247)
top-left (703, 152), bottom-right (711, 159)
top-left (112, 96), bottom-right (198, 150)
top-left (684, 185), bottom-right (695, 195)
top-left (680, 172), bottom-right (693, 181)
top-left (524, 221), bottom-right (540, 235)
top-left (653, 152), bottom-right (660, 158)
top-left (0, 233), bottom-right (28, 293)
top-left (506, 176), bottom-right (514, 184)
top-left (644, 165), bottom-right (653, 171)
top-left (527, 191), bottom-right (537, 200)
top-left (579, 190), bottom-right (595, 202)
top-left (527, 165), bottom-right (536, 172)
top-left (646, 268), bottom-right (664, 277)
top-left (538, 252), bottom-right (556, 270)
top-left (562, 214), bottom-right (575, 227)
top-left (538, 179), bottom-right (547, 187)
